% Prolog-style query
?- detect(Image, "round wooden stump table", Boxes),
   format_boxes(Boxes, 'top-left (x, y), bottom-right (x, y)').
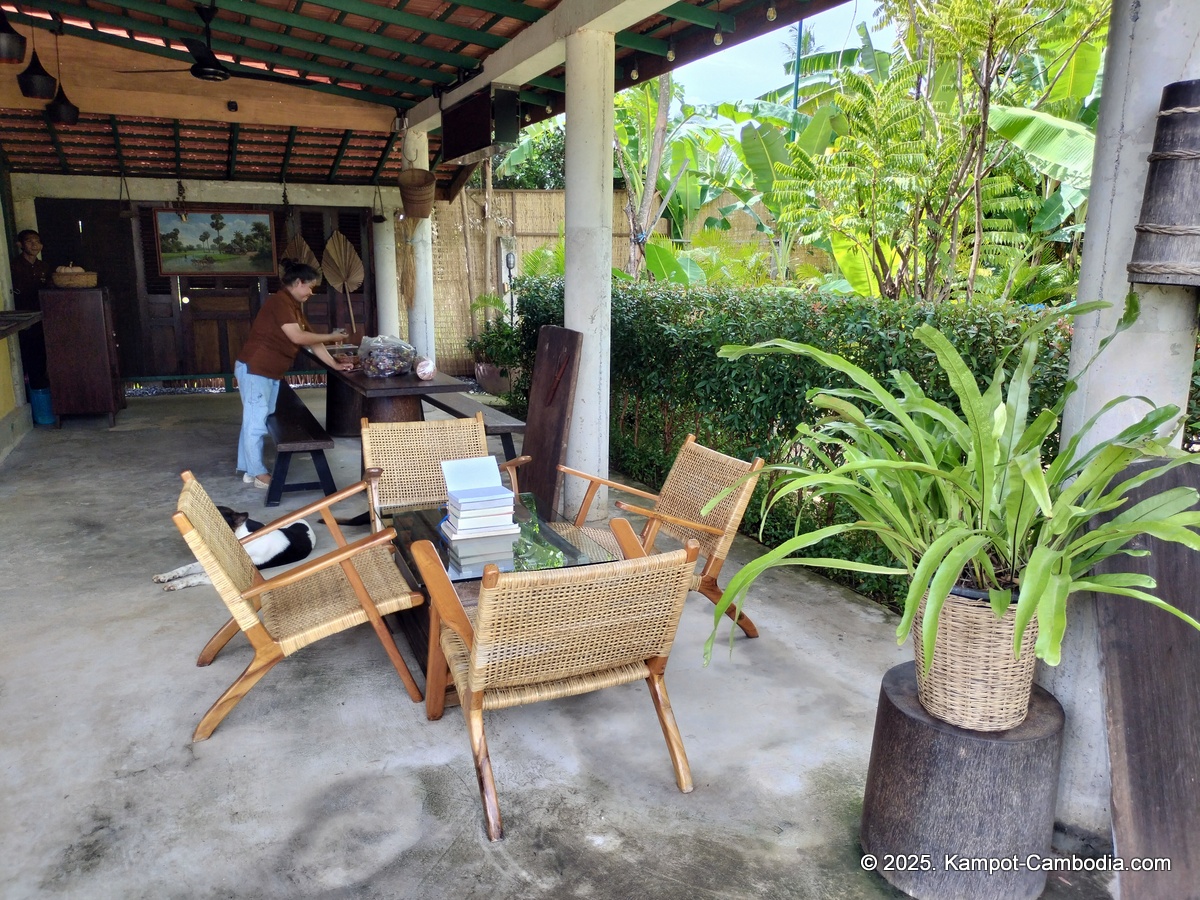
top-left (859, 661), bottom-right (1065, 900)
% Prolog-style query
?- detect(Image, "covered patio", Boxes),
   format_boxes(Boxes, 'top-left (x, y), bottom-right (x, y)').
top-left (0, 390), bottom-right (1113, 898)
top-left (3, 0), bottom-right (1200, 895)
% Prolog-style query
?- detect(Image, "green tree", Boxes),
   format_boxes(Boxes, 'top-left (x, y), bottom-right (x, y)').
top-left (493, 120), bottom-right (566, 189)
top-left (768, 1), bottom-right (1110, 302)
top-left (209, 213), bottom-right (226, 251)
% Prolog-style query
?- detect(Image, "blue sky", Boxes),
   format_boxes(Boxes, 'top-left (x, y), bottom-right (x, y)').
top-left (673, 0), bottom-right (894, 105)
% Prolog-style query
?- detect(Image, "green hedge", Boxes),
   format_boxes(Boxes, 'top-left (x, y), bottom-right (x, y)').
top-left (503, 277), bottom-right (1112, 608)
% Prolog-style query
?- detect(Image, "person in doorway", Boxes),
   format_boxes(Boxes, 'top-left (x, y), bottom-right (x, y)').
top-left (235, 260), bottom-right (352, 489)
top-left (11, 229), bottom-right (50, 392)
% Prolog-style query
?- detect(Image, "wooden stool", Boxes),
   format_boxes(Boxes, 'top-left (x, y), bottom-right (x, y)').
top-left (860, 661), bottom-right (1064, 900)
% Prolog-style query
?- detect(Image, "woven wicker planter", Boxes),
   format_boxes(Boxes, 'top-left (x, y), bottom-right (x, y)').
top-left (912, 589), bottom-right (1038, 732)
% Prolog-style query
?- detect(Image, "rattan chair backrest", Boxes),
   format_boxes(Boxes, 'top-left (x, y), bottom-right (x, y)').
top-left (362, 414), bottom-right (490, 511)
top-left (175, 476), bottom-right (260, 631)
top-left (655, 439), bottom-right (761, 563)
top-left (468, 548), bottom-right (695, 691)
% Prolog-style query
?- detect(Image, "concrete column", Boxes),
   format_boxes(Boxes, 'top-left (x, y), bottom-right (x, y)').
top-left (562, 28), bottom-right (615, 521)
top-left (372, 211), bottom-right (400, 337)
top-left (1048, 0), bottom-right (1200, 849)
top-left (404, 130), bottom-right (437, 363)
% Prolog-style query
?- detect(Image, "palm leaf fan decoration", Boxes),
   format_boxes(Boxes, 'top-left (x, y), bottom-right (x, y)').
top-left (322, 231), bottom-right (364, 332)
top-left (280, 233), bottom-right (322, 285)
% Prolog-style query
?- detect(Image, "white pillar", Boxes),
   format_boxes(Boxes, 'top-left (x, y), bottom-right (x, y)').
top-left (1049, 0), bottom-right (1200, 848)
top-left (562, 28), bottom-right (615, 520)
top-left (372, 209), bottom-right (401, 337)
top-left (404, 130), bottom-right (438, 363)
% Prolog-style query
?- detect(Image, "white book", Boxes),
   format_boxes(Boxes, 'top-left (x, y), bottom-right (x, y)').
top-left (448, 499), bottom-right (515, 517)
top-left (442, 456), bottom-right (513, 507)
top-left (449, 512), bottom-right (515, 530)
top-left (448, 486), bottom-right (514, 508)
top-left (439, 519), bottom-right (521, 544)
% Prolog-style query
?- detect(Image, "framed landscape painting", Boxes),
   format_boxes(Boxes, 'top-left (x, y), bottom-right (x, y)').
top-left (154, 209), bottom-right (276, 276)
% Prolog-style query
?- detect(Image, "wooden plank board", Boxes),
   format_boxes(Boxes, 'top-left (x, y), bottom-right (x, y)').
top-left (1095, 462), bottom-right (1200, 899)
top-left (520, 326), bottom-right (583, 519)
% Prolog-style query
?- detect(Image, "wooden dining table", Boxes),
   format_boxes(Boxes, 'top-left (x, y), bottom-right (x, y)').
top-left (307, 350), bottom-right (467, 436)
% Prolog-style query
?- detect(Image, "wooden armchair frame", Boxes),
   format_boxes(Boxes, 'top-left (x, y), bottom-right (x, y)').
top-left (412, 519), bottom-right (700, 841)
top-left (558, 434), bottom-right (765, 638)
top-left (173, 470), bottom-right (424, 741)
top-left (360, 412), bottom-right (529, 532)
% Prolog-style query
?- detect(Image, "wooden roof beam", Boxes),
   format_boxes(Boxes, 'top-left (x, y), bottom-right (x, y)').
top-left (407, 0), bottom-right (678, 133)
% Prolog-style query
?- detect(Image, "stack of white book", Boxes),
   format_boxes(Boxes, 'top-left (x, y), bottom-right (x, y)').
top-left (439, 457), bottom-right (520, 570)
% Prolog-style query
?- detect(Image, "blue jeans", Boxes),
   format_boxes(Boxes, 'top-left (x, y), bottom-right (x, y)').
top-left (235, 361), bottom-right (279, 477)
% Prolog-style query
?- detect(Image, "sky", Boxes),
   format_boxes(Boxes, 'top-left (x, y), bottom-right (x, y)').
top-left (672, 0), bottom-right (894, 105)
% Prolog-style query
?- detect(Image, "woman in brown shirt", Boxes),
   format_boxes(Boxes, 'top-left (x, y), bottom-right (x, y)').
top-left (234, 261), bottom-right (351, 489)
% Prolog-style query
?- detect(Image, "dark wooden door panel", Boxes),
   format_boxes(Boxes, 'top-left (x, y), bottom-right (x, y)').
top-left (1097, 462), bottom-right (1200, 899)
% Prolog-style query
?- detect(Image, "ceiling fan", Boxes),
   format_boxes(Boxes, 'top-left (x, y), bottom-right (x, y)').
top-left (120, 1), bottom-right (310, 86)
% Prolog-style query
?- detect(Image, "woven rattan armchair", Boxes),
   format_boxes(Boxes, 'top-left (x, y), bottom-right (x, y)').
top-left (411, 519), bottom-right (700, 841)
top-left (173, 470), bottom-right (424, 741)
top-left (557, 434), bottom-right (765, 638)
top-left (360, 412), bottom-right (529, 532)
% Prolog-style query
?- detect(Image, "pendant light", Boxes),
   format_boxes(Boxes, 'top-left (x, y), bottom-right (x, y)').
top-left (18, 17), bottom-right (56, 100)
top-left (44, 27), bottom-right (78, 125)
top-left (0, 9), bottom-right (28, 64)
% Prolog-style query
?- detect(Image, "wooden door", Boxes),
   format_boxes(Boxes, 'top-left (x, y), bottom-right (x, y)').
top-left (180, 288), bottom-right (257, 375)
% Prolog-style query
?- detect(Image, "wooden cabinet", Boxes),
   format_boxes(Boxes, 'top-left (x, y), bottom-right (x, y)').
top-left (40, 288), bottom-right (126, 426)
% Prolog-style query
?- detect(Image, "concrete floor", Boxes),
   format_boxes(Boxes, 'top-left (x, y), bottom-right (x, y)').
top-left (0, 391), bottom-right (1112, 899)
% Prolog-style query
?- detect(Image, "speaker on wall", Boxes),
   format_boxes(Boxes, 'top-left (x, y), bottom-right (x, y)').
top-left (441, 87), bottom-right (520, 165)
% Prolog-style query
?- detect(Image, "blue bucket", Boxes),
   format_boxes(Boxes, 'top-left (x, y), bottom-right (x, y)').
top-left (30, 388), bottom-right (54, 425)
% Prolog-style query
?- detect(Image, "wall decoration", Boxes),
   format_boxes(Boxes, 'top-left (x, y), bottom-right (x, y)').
top-left (154, 209), bottom-right (276, 276)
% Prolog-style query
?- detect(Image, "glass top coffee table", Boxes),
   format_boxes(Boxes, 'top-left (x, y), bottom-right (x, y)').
top-left (390, 492), bottom-right (616, 586)
top-left (387, 493), bottom-right (618, 674)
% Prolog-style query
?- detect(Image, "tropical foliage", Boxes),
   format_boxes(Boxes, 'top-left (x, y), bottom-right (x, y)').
top-left (712, 299), bottom-right (1200, 665)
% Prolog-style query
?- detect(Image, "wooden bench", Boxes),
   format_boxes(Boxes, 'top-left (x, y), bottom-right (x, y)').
top-left (265, 382), bottom-right (338, 507)
top-left (423, 392), bottom-right (526, 460)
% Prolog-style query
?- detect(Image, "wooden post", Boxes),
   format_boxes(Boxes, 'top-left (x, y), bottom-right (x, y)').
top-left (860, 662), bottom-right (1064, 900)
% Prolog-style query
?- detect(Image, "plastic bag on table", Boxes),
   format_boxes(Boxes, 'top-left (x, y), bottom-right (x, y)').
top-left (359, 335), bottom-right (416, 377)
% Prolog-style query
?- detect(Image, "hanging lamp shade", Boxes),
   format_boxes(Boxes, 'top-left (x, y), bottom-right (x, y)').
top-left (45, 84), bottom-right (79, 125)
top-left (17, 50), bottom-right (56, 99)
top-left (0, 11), bottom-right (27, 63)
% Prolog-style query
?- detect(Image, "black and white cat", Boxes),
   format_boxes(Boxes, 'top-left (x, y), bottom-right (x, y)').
top-left (153, 506), bottom-right (316, 591)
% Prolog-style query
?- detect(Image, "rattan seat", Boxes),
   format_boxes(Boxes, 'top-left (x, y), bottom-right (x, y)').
top-left (172, 470), bottom-right (424, 741)
top-left (558, 434), bottom-right (765, 637)
top-left (360, 412), bottom-right (528, 531)
top-left (411, 520), bottom-right (700, 841)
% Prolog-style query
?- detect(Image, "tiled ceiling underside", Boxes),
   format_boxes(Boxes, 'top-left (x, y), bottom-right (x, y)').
top-left (0, 0), bottom-right (843, 187)
top-left (0, 110), bottom-right (420, 184)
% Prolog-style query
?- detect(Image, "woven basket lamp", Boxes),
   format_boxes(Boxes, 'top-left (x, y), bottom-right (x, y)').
top-left (1128, 78), bottom-right (1200, 287)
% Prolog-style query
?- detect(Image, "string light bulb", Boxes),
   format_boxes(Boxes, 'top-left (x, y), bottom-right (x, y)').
top-left (713, 25), bottom-right (723, 46)
top-left (767, 2), bottom-right (777, 22)
top-left (666, 43), bottom-right (675, 63)
top-left (544, 103), bottom-right (552, 114)
top-left (630, 59), bottom-right (639, 81)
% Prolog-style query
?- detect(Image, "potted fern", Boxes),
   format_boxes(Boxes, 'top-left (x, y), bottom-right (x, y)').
top-left (711, 300), bottom-right (1200, 730)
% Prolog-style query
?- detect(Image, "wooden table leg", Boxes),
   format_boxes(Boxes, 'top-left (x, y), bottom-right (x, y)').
top-left (366, 395), bottom-right (424, 422)
top-left (325, 375), bottom-right (363, 437)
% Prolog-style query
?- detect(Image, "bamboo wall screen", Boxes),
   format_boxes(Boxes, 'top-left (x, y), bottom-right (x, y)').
top-left (417, 189), bottom-right (783, 377)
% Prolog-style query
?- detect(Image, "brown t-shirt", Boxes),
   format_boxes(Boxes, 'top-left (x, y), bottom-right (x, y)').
top-left (237, 289), bottom-right (305, 379)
